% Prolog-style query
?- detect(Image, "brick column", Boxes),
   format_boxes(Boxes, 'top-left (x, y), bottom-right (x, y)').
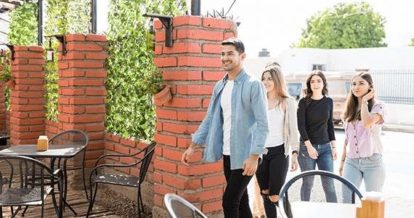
top-left (0, 64), bottom-right (6, 133)
top-left (57, 34), bottom-right (107, 167)
top-left (9, 46), bottom-right (45, 145)
top-left (152, 16), bottom-right (236, 217)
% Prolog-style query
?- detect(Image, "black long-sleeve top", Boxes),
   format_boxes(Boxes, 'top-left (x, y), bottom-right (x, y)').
top-left (297, 96), bottom-right (336, 144)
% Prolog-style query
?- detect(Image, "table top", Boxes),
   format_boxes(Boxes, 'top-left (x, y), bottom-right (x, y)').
top-left (289, 201), bottom-right (359, 218)
top-left (0, 144), bottom-right (85, 158)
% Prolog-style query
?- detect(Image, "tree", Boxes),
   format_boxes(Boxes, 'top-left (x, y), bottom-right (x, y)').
top-left (410, 38), bottom-right (414, 46)
top-left (297, 2), bottom-right (387, 48)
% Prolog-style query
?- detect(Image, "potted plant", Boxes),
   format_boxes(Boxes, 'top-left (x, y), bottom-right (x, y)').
top-left (144, 66), bottom-right (172, 106)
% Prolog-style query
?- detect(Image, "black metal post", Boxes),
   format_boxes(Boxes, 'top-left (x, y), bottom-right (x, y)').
top-left (143, 14), bottom-right (173, 47)
top-left (191, 0), bottom-right (200, 15)
top-left (91, 0), bottom-right (97, 33)
top-left (38, 0), bottom-right (43, 45)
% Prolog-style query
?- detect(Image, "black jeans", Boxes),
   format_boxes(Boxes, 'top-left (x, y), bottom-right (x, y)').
top-left (256, 145), bottom-right (289, 218)
top-left (222, 155), bottom-right (253, 218)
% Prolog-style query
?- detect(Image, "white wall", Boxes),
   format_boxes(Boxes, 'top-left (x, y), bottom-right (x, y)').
top-left (0, 12), bottom-right (9, 43)
top-left (277, 47), bottom-right (414, 72)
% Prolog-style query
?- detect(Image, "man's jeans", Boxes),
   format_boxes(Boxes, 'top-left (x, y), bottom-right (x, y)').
top-left (342, 153), bottom-right (385, 203)
top-left (298, 143), bottom-right (337, 202)
top-left (223, 155), bottom-right (253, 218)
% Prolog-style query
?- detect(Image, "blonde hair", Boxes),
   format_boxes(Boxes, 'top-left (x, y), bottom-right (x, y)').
top-left (261, 65), bottom-right (290, 100)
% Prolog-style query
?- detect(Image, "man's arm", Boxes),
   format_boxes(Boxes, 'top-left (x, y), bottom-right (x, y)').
top-left (243, 81), bottom-right (268, 175)
top-left (182, 81), bottom-right (221, 165)
top-left (249, 81), bottom-right (269, 155)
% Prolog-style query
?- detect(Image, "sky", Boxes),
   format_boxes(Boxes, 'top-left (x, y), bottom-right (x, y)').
top-left (96, 0), bottom-right (414, 57)
top-left (200, 0), bottom-right (414, 57)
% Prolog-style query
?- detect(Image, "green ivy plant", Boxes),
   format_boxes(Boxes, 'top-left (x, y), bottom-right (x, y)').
top-left (8, 2), bottom-right (38, 45)
top-left (0, 52), bottom-right (11, 110)
top-left (5, 1), bottom-right (38, 111)
top-left (44, 0), bottom-right (90, 121)
top-left (105, 0), bottom-right (186, 140)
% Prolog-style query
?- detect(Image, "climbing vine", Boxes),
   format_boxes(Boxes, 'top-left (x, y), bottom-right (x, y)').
top-left (44, 0), bottom-right (90, 121)
top-left (105, 0), bottom-right (186, 140)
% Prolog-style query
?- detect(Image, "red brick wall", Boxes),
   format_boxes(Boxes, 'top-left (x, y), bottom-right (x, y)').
top-left (9, 46), bottom-right (45, 145)
top-left (152, 16), bottom-right (236, 217)
top-left (0, 64), bottom-right (5, 133)
top-left (45, 120), bottom-right (59, 138)
top-left (57, 34), bottom-right (108, 167)
top-left (105, 133), bottom-right (154, 180)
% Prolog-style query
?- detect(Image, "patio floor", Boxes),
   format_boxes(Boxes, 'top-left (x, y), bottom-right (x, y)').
top-left (1, 187), bottom-right (121, 218)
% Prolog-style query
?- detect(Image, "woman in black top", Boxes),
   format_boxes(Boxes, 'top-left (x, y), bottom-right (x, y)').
top-left (297, 70), bottom-right (337, 202)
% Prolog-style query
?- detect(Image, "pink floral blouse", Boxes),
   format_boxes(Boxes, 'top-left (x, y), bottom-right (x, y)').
top-left (344, 101), bottom-right (386, 158)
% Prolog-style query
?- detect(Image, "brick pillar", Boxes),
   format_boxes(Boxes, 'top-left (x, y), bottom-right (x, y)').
top-left (57, 34), bottom-right (107, 167)
top-left (0, 64), bottom-right (6, 133)
top-left (152, 16), bottom-right (236, 217)
top-left (10, 46), bottom-right (45, 145)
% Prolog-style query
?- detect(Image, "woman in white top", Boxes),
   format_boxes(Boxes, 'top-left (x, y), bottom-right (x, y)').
top-left (256, 64), bottom-right (299, 217)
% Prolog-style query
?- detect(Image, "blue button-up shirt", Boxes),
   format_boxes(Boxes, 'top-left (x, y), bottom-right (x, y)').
top-left (192, 70), bottom-right (269, 170)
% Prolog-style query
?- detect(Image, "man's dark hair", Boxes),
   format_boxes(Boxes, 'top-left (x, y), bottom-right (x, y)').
top-left (221, 38), bottom-right (245, 54)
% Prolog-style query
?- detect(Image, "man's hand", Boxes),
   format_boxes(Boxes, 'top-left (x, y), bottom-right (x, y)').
top-left (242, 155), bottom-right (259, 176)
top-left (181, 143), bottom-right (196, 165)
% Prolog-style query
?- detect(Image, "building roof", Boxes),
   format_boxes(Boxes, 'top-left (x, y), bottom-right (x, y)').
top-left (244, 47), bottom-right (414, 78)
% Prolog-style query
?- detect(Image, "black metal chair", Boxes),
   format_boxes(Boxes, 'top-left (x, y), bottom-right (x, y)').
top-left (19, 130), bottom-right (88, 217)
top-left (0, 155), bottom-right (63, 218)
top-left (86, 141), bottom-right (156, 218)
top-left (164, 193), bottom-right (207, 218)
top-left (278, 170), bottom-right (363, 218)
top-left (48, 129), bottom-right (89, 201)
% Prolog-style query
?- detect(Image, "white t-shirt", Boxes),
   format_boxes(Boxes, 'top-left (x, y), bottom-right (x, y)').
top-left (265, 106), bottom-right (285, 148)
top-left (221, 81), bottom-right (234, 155)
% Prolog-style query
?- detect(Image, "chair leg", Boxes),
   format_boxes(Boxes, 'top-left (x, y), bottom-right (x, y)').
top-left (79, 148), bottom-right (88, 201)
top-left (21, 206), bottom-right (28, 216)
top-left (86, 183), bottom-right (99, 218)
top-left (137, 189), bottom-right (142, 218)
top-left (41, 204), bottom-right (44, 218)
top-left (51, 186), bottom-right (61, 218)
top-left (11, 206), bottom-right (21, 218)
top-left (138, 188), bottom-right (145, 218)
top-left (82, 167), bottom-right (88, 200)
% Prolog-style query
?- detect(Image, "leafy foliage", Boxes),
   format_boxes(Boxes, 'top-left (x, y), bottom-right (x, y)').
top-left (297, 2), bottom-right (387, 48)
top-left (105, 0), bottom-right (186, 140)
top-left (410, 38), bottom-right (414, 46)
top-left (8, 2), bottom-right (38, 45)
top-left (0, 52), bottom-right (11, 110)
top-left (44, 0), bottom-right (91, 121)
top-left (5, 2), bottom-right (38, 111)
top-left (66, 0), bottom-right (91, 34)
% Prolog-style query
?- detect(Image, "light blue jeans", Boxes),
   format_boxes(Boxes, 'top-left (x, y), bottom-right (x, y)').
top-left (298, 143), bottom-right (337, 202)
top-left (342, 153), bottom-right (385, 203)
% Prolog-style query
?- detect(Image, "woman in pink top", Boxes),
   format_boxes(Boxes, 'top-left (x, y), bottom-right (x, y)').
top-left (339, 72), bottom-right (386, 202)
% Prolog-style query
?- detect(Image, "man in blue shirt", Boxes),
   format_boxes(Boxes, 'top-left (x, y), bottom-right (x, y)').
top-left (181, 38), bottom-right (269, 218)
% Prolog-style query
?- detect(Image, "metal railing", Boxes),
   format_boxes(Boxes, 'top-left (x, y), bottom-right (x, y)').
top-left (371, 69), bottom-right (414, 105)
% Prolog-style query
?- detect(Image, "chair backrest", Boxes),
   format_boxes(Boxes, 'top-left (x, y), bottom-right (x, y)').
top-left (164, 193), bottom-right (207, 218)
top-left (138, 141), bottom-right (156, 184)
top-left (279, 170), bottom-right (363, 218)
top-left (0, 155), bottom-right (55, 205)
top-left (49, 129), bottom-right (89, 147)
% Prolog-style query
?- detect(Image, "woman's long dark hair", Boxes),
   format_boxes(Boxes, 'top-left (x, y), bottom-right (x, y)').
top-left (343, 72), bottom-right (375, 122)
top-left (304, 70), bottom-right (328, 104)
